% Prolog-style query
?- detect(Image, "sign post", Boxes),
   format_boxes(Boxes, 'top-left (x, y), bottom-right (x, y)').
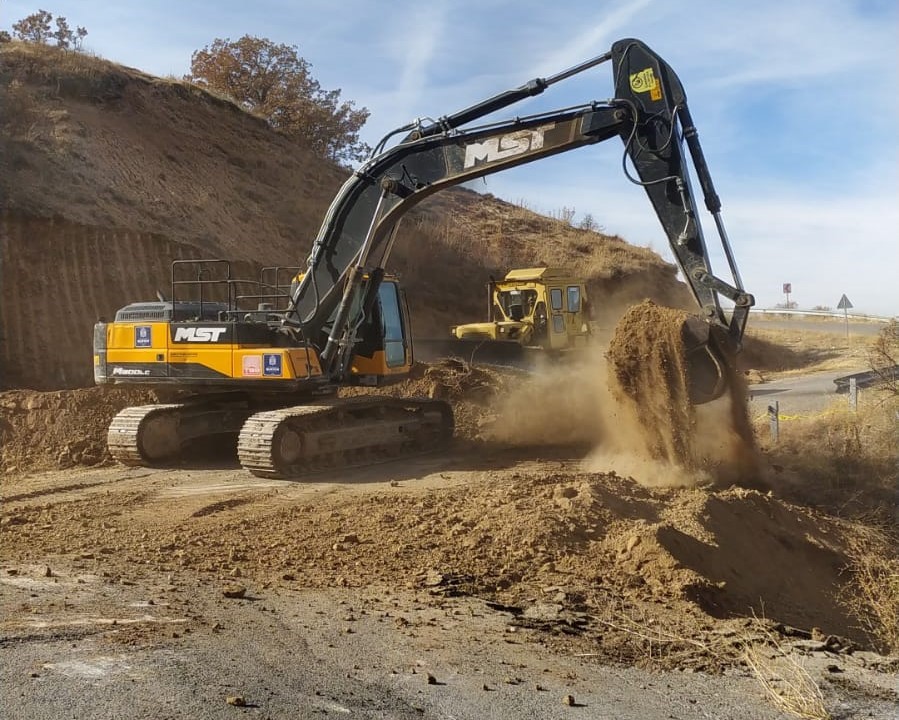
top-left (837, 294), bottom-right (853, 339)
top-left (768, 401), bottom-right (779, 443)
top-left (782, 282), bottom-right (792, 309)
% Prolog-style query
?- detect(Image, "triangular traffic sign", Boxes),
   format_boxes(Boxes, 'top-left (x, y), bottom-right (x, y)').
top-left (836, 294), bottom-right (853, 310)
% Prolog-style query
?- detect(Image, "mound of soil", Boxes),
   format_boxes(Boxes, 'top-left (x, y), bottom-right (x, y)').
top-left (3, 464), bottom-right (881, 664)
top-left (0, 387), bottom-right (155, 473)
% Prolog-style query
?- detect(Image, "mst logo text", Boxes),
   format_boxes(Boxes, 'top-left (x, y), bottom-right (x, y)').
top-left (173, 327), bottom-right (228, 343)
top-left (463, 124), bottom-right (554, 169)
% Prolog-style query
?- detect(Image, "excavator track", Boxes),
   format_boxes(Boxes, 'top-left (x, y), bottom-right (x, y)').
top-left (237, 396), bottom-right (454, 479)
top-left (107, 399), bottom-right (255, 467)
top-left (107, 404), bottom-right (187, 466)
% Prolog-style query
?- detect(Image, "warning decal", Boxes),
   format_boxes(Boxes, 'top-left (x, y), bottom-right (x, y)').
top-left (242, 355), bottom-right (262, 377)
top-left (629, 67), bottom-right (662, 101)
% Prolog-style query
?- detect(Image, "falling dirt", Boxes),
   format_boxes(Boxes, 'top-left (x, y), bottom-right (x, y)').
top-left (602, 300), bottom-right (758, 487)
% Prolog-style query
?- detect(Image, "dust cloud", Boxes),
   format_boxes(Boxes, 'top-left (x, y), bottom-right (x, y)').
top-left (486, 301), bottom-right (758, 488)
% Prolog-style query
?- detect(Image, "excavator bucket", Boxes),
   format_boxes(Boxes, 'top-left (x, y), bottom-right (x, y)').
top-left (680, 315), bottom-right (732, 405)
top-left (608, 301), bottom-right (734, 408)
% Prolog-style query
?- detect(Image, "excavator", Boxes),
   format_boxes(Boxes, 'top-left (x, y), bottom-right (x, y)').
top-left (93, 38), bottom-right (754, 478)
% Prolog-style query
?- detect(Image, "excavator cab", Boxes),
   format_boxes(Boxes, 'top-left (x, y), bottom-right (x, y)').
top-left (346, 278), bottom-right (414, 384)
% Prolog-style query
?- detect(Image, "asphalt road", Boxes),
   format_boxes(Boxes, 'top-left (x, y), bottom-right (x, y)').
top-left (747, 369), bottom-right (860, 418)
top-left (1, 569), bottom-right (797, 720)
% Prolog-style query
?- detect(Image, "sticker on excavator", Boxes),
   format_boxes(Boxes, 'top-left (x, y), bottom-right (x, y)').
top-left (463, 124), bottom-right (553, 169)
top-left (134, 326), bottom-right (151, 348)
top-left (263, 353), bottom-right (282, 376)
top-left (242, 355), bottom-right (262, 376)
top-left (629, 67), bottom-right (662, 101)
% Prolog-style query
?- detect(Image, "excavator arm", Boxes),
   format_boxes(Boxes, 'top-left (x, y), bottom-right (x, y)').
top-left (288, 38), bottom-right (754, 396)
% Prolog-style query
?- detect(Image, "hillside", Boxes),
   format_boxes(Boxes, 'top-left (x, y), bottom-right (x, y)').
top-left (0, 42), bottom-right (689, 390)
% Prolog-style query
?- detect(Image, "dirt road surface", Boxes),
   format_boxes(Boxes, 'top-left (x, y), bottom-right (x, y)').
top-left (3, 445), bottom-right (896, 719)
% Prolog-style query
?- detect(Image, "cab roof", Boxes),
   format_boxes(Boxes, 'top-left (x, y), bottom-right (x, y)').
top-left (502, 267), bottom-right (578, 282)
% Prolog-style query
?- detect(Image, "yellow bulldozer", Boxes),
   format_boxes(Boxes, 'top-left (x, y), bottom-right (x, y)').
top-left (451, 268), bottom-right (591, 350)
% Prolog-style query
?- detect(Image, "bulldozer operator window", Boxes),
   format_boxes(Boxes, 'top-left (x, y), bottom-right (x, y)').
top-left (498, 289), bottom-right (537, 321)
top-left (567, 286), bottom-right (581, 313)
top-left (550, 288), bottom-right (563, 312)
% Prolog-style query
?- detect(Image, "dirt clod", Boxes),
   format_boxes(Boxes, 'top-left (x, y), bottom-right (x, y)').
top-left (222, 585), bottom-right (246, 599)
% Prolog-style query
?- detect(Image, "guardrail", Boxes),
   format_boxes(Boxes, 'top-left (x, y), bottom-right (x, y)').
top-left (833, 366), bottom-right (899, 393)
top-left (744, 309), bottom-right (895, 323)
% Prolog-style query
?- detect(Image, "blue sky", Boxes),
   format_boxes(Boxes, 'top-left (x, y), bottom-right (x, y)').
top-left (4, 0), bottom-right (897, 315)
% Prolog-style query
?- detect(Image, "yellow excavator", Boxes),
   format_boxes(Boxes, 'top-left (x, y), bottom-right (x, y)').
top-left (94, 38), bottom-right (754, 478)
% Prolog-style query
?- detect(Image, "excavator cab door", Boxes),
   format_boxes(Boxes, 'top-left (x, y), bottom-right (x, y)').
top-left (347, 279), bottom-right (413, 384)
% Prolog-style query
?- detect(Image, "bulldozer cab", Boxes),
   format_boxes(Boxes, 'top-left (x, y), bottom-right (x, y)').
top-left (496, 288), bottom-right (536, 322)
top-left (492, 268), bottom-right (590, 350)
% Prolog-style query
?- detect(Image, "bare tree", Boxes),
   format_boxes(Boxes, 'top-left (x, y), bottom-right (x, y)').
top-left (11, 9), bottom-right (87, 48)
top-left (579, 213), bottom-right (603, 232)
top-left (12, 9), bottom-right (53, 43)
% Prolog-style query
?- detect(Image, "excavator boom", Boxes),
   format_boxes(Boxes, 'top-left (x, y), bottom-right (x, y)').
top-left (289, 38), bottom-right (753, 397)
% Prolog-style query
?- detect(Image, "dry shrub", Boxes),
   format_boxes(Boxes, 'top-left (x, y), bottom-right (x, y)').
top-left (868, 320), bottom-right (899, 397)
top-left (740, 620), bottom-right (830, 720)
top-left (759, 395), bottom-right (898, 519)
top-left (840, 525), bottom-right (899, 654)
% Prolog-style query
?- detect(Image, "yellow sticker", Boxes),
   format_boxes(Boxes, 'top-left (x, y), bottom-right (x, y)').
top-left (629, 67), bottom-right (662, 101)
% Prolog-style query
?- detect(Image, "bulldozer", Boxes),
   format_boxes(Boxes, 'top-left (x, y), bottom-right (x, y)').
top-left (93, 38), bottom-right (754, 478)
top-left (412, 268), bottom-right (592, 368)
top-left (451, 268), bottom-right (591, 350)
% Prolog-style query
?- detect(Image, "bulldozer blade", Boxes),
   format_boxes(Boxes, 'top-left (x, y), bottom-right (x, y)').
top-left (414, 338), bottom-right (537, 370)
top-left (680, 316), bottom-right (732, 404)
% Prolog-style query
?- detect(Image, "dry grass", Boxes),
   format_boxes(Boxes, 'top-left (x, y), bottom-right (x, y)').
top-left (757, 394), bottom-right (898, 520)
top-left (840, 526), bottom-right (899, 654)
top-left (740, 620), bottom-right (830, 720)
top-left (743, 325), bottom-right (876, 378)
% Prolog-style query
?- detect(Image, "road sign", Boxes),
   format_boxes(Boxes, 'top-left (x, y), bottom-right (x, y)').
top-left (837, 294), bottom-right (853, 310)
top-left (782, 283), bottom-right (792, 294)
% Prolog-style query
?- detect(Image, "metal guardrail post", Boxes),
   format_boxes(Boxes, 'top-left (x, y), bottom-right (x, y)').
top-left (768, 401), bottom-right (779, 443)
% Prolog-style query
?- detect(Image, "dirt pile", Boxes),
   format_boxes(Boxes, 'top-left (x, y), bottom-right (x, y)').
top-left (0, 387), bottom-right (154, 472)
top-left (3, 465), bottom-right (885, 662)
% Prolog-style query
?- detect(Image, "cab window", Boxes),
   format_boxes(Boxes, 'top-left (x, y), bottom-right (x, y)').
top-left (550, 288), bottom-right (563, 312)
top-left (567, 286), bottom-right (581, 312)
top-left (379, 282), bottom-right (406, 367)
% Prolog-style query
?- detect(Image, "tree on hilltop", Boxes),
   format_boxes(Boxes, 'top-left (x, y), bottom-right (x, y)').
top-left (186, 35), bottom-right (370, 165)
top-left (11, 9), bottom-right (87, 49)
